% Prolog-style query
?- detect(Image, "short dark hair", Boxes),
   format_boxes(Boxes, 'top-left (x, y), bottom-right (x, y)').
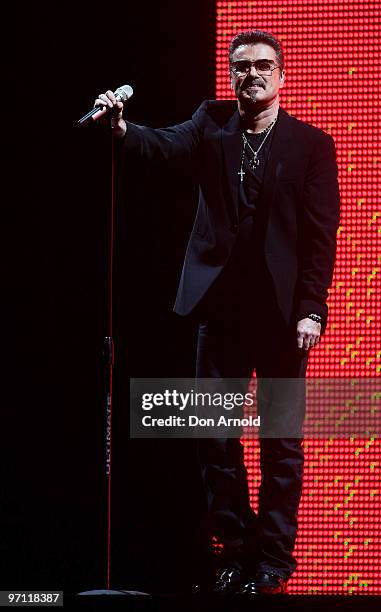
top-left (229, 30), bottom-right (284, 70)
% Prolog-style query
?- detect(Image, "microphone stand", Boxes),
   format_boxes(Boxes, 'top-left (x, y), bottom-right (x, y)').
top-left (77, 119), bottom-right (151, 601)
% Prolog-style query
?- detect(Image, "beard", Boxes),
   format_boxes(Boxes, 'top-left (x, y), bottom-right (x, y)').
top-left (245, 87), bottom-right (259, 103)
top-left (236, 78), bottom-right (264, 107)
top-left (240, 85), bottom-right (262, 108)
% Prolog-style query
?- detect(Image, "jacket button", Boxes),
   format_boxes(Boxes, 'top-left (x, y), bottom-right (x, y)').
top-left (231, 223), bottom-right (238, 233)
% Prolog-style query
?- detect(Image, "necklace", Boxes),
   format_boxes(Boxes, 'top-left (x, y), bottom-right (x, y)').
top-left (238, 116), bottom-right (278, 182)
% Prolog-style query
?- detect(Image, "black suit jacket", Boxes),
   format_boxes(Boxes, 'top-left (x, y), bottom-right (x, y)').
top-left (122, 101), bottom-right (340, 331)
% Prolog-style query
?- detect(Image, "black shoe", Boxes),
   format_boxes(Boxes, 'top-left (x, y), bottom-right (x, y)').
top-left (192, 567), bottom-right (241, 596)
top-left (237, 571), bottom-right (288, 596)
top-left (212, 568), bottom-right (242, 595)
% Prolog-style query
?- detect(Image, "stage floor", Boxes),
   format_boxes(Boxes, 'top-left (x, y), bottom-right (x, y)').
top-left (71, 593), bottom-right (381, 611)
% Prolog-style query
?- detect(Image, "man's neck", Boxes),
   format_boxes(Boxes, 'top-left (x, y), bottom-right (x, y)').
top-left (238, 100), bottom-right (280, 133)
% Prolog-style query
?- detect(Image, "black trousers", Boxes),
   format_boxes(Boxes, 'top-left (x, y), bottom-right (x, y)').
top-left (194, 294), bottom-right (308, 579)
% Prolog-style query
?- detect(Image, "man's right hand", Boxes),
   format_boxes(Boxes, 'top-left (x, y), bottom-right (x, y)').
top-left (93, 90), bottom-right (127, 138)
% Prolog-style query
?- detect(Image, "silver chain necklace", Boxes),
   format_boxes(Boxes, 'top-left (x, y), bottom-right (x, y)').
top-left (238, 116), bottom-right (278, 182)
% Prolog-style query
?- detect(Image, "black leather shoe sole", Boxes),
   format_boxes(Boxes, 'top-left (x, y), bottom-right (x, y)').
top-left (237, 573), bottom-right (289, 596)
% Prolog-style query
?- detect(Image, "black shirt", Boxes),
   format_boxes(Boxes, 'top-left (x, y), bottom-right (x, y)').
top-left (239, 126), bottom-right (275, 221)
top-left (198, 121), bottom-right (277, 318)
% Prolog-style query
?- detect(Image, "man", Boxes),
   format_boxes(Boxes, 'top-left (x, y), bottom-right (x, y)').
top-left (95, 30), bottom-right (340, 596)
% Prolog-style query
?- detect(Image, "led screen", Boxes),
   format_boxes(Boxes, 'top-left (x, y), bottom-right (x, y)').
top-left (216, 0), bottom-right (380, 593)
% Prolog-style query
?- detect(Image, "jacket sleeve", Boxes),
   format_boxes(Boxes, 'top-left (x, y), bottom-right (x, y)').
top-left (119, 101), bottom-right (207, 164)
top-left (297, 132), bottom-right (340, 333)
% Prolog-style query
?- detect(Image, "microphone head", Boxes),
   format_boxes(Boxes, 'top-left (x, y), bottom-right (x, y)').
top-left (115, 84), bottom-right (134, 102)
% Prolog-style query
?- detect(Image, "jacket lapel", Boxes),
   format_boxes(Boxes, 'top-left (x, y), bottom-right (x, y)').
top-left (259, 107), bottom-right (294, 210)
top-left (221, 108), bottom-right (242, 219)
top-left (221, 105), bottom-right (294, 218)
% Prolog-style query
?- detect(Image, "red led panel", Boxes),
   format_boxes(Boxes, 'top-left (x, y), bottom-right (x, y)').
top-left (244, 437), bottom-right (380, 594)
top-left (216, 0), bottom-right (380, 594)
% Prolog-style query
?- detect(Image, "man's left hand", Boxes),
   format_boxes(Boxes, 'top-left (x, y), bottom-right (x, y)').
top-left (297, 318), bottom-right (321, 351)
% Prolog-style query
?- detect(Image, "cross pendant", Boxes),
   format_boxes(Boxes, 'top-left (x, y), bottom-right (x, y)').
top-left (238, 168), bottom-right (245, 182)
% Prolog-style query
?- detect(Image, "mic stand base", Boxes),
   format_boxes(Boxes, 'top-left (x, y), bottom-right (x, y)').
top-left (77, 589), bottom-right (151, 597)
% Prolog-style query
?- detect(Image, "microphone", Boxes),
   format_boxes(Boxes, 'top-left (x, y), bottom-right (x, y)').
top-left (77, 85), bottom-right (134, 126)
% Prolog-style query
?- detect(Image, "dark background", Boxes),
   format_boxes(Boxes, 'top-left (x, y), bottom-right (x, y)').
top-left (4, 0), bottom-right (216, 594)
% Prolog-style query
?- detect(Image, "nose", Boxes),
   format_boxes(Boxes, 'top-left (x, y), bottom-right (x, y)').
top-left (249, 64), bottom-right (259, 77)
